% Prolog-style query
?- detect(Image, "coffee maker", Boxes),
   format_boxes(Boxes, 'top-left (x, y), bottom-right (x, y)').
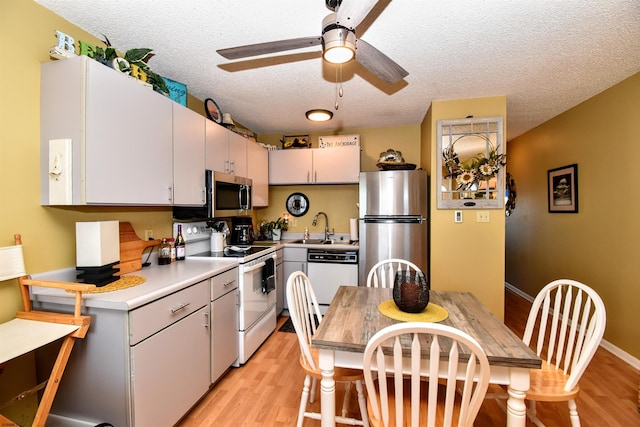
top-left (230, 216), bottom-right (253, 245)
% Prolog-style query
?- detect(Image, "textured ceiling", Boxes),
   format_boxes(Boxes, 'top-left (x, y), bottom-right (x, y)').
top-left (35, 0), bottom-right (640, 141)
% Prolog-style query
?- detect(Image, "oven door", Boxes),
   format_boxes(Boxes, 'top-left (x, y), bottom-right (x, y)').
top-left (239, 257), bottom-right (276, 331)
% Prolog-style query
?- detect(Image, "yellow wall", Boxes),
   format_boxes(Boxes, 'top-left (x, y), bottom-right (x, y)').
top-left (426, 97), bottom-right (508, 319)
top-left (256, 126), bottom-right (420, 232)
top-left (506, 72), bottom-right (640, 359)
top-left (0, 0), bottom-right (175, 305)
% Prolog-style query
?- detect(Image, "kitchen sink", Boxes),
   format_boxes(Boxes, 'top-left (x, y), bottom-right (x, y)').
top-left (289, 239), bottom-right (329, 244)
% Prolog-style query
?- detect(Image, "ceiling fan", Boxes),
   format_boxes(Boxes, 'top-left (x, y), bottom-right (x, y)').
top-left (216, 0), bottom-right (408, 85)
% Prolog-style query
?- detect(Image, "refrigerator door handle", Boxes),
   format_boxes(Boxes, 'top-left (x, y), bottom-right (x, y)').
top-left (363, 216), bottom-right (426, 224)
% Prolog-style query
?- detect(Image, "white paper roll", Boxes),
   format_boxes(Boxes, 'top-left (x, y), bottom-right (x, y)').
top-left (350, 218), bottom-right (359, 241)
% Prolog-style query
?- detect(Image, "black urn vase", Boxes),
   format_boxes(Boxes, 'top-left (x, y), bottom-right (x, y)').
top-left (393, 270), bottom-right (430, 313)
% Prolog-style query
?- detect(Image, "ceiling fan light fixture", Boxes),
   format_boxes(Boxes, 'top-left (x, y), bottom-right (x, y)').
top-left (306, 109), bottom-right (333, 122)
top-left (322, 28), bottom-right (356, 64)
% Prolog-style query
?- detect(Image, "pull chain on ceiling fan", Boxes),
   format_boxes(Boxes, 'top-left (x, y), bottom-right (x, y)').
top-left (216, 0), bottom-right (409, 85)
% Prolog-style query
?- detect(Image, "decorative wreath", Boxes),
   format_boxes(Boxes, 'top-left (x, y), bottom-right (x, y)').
top-left (442, 135), bottom-right (506, 191)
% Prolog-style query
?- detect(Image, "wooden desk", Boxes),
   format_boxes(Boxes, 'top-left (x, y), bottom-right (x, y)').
top-left (311, 286), bottom-right (542, 427)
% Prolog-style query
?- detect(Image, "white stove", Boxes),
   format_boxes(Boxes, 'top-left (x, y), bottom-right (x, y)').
top-left (173, 221), bottom-right (277, 366)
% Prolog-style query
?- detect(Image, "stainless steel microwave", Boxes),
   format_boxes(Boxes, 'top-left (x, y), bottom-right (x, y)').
top-left (172, 170), bottom-right (252, 220)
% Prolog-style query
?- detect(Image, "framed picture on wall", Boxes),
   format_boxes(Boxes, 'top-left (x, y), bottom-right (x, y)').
top-left (548, 164), bottom-right (578, 213)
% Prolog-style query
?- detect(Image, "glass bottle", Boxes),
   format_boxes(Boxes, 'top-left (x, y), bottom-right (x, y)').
top-left (158, 238), bottom-right (171, 265)
top-left (167, 237), bottom-right (176, 262)
top-left (176, 225), bottom-right (186, 261)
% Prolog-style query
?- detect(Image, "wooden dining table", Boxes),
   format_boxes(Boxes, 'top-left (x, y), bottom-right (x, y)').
top-left (311, 286), bottom-right (542, 427)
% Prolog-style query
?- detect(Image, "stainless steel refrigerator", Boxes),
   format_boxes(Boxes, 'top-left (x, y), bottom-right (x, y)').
top-left (358, 170), bottom-right (429, 284)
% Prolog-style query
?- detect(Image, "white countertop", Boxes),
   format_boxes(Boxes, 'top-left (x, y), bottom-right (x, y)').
top-left (30, 259), bottom-right (238, 311)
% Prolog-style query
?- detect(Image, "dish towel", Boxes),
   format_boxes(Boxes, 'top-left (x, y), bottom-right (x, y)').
top-left (262, 257), bottom-right (275, 294)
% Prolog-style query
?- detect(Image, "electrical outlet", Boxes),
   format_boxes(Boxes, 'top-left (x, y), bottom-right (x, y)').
top-left (144, 229), bottom-right (154, 240)
top-left (477, 211), bottom-right (490, 223)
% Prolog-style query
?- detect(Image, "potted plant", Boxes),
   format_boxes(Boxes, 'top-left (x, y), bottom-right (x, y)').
top-left (262, 217), bottom-right (288, 241)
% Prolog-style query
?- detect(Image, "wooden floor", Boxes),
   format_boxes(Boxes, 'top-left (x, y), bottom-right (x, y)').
top-left (177, 288), bottom-right (640, 426)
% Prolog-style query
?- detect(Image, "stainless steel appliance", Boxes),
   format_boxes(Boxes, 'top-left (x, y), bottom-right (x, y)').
top-left (358, 170), bottom-right (429, 284)
top-left (173, 221), bottom-right (277, 366)
top-left (307, 249), bottom-right (358, 311)
top-left (172, 170), bottom-right (252, 220)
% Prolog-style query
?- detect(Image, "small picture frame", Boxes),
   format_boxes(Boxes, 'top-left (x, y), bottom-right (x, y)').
top-left (548, 164), bottom-right (578, 213)
top-left (204, 98), bottom-right (222, 123)
top-left (281, 134), bottom-right (310, 149)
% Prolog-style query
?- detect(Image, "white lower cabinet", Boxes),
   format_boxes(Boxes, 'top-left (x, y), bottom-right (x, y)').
top-left (211, 267), bottom-right (239, 384)
top-left (282, 247), bottom-right (307, 310)
top-left (33, 274), bottom-right (240, 426)
top-left (131, 305), bottom-right (210, 426)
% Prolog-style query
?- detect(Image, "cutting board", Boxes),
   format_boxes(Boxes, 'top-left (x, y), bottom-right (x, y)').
top-left (117, 222), bottom-right (161, 275)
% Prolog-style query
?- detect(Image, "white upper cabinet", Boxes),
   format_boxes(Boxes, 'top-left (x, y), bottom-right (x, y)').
top-left (173, 103), bottom-right (206, 205)
top-left (205, 120), bottom-right (247, 177)
top-left (268, 146), bottom-right (360, 185)
top-left (246, 142), bottom-right (269, 207)
top-left (41, 56), bottom-right (174, 205)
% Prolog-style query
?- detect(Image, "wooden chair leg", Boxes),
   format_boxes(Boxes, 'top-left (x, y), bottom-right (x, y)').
top-left (32, 336), bottom-right (76, 427)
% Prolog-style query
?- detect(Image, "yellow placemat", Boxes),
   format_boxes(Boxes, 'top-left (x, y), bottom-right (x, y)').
top-left (69, 275), bottom-right (146, 294)
top-left (378, 299), bottom-right (449, 323)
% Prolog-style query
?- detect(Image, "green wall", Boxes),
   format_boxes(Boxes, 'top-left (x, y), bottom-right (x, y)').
top-left (506, 72), bottom-right (640, 360)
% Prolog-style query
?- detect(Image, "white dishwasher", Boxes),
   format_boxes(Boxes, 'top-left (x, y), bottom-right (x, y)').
top-left (307, 249), bottom-right (359, 309)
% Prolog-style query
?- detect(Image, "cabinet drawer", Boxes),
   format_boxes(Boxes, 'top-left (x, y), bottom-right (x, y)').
top-left (284, 247), bottom-right (307, 262)
top-left (129, 280), bottom-right (209, 345)
top-left (212, 267), bottom-right (238, 301)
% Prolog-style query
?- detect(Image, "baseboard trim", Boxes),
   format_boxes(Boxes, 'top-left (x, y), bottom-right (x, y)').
top-left (505, 282), bottom-right (640, 370)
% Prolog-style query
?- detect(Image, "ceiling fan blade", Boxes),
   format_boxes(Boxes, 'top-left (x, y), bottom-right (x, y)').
top-left (335, 0), bottom-right (378, 29)
top-left (217, 36), bottom-right (321, 60)
top-left (355, 39), bottom-right (409, 84)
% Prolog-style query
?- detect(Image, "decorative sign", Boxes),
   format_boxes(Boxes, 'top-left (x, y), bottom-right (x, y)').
top-left (163, 77), bottom-right (187, 106)
top-left (49, 30), bottom-right (168, 95)
top-left (318, 134), bottom-right (360, 148)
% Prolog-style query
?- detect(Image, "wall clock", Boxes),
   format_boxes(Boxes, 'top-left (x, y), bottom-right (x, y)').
top-left (204, 98), bottom-right (222, 123)
top-left (286, 192), bottom-right (309, 217)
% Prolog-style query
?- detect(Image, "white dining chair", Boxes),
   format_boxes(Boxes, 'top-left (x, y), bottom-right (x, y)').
top-left (362, 322), bottom-right (490, 427)
top-left (520, 279), bottom-right (606, 426)
top-left (366, 259), bottom-right (423, 288)
top-left (0, 234), bottom-right (95, 426)
top-left (286, 271), bottom-right (369, 427)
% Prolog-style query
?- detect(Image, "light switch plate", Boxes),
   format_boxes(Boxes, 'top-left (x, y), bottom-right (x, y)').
top-left (48, 139), bottom-right (72, 205)
top-left (454, 211), bottom-right (463, 223)
top-left (477, 211), bottom-right (490, 222)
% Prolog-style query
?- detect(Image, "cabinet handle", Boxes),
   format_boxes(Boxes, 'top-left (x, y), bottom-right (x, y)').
top-left (225, 160), bottom-right (230, 173)
top-left (224, 280), bottom-right (236, 288)
top-left (203, 312), bottom-right (210, 328)
top-left (314, 171), bottom-right (317, 182)
top-left (230, 160), bottom-right (236, 174)
top-left (168, 185), bottom-right (173, 202)
top-left (170, 302), bottom-right (191, 313)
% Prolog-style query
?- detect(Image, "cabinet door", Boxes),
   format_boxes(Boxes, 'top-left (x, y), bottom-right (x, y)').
top-left (313, 146), bottom-right (361, 183)
top-left (173, 103), bottom-right (206, 205)
top-left (131, 306), bottom-right (210, 426)
top-left (211, 289), bottom-right (239, 383)
top-left (269, 149), bottom-right (313, 184)
top-left (205, 119), bottom-right (229, 173)
top-left (228, 131), bottom-right (248, 176)
top-left (247, 142), bottom-right (268, 206)
top-left (283, 261), bottom-right (306, 310)
top-left (84, 58), bottom-right (173, 204)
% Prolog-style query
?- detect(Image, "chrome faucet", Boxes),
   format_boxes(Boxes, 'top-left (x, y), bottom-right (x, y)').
top-left (312, 211), bottom-right (332, 241)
